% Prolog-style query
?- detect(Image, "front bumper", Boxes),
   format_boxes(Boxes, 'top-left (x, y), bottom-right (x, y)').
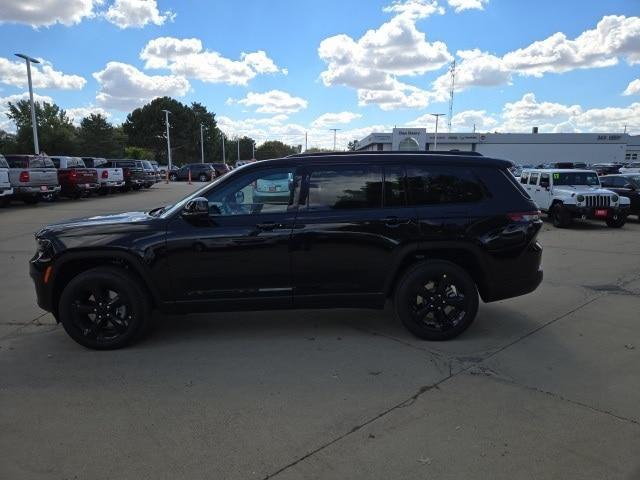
top-left (29, 254), bottom-right (53, 313)
top-left (564, 204), bottom-right (630, 220)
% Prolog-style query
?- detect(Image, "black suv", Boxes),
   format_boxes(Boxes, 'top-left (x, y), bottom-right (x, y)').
top-left (169, 163), bottom-right (216, 182)
top-left (30, 152), bottom-right (543, 349)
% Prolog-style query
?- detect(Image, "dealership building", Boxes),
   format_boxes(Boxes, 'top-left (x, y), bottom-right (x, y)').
top-left (356, 128), bottom-right (640, 165)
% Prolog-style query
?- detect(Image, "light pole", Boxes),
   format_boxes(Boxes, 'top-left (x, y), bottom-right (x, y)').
top-left (430, 113), bottom-right (446, 151)
top-left (252, 140), bottom-right (255, 159)
top-left (329, 128), bottom-right (341, 151)
top-left (200, 123), bottom-right (205, 163)
top-left (237, 138), bottom-right (240, 163)
top-left (15, 53), bottom-right (40, 154)
top-left (221, 133), bottom-right (226, 165)
top-left (162, 109), bottom-right (172, 182)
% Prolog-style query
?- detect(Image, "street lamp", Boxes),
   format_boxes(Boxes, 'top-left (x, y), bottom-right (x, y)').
top-left (200, 123), bottom-right (205, 163)
top-left (162, 109), bottom-right (172, 182)
top-left (430, 113), bottom-right (446, 151)
top-left (329, 128), bottom-right (341, 151)
top-left (15, 53), bottom-right (40, 154)
top-left (221, 133), bottom-right (226, 166)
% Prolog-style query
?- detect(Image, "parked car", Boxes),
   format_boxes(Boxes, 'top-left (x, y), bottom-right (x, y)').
top-left (30, 151), bottom-right (544, 349)
top-left (0, 154), bottom-right (14, 206)
top-left (208, 162), bottom-right (231, 178)
top-left (157, 164), bottom-right (178, 177)
top-left (169, 163), bottom-right (215, 182)
top-left (4, 154), bottom-right (61, 204)
top-left (149, 161), bottom-right (162, 182)
top-left (138, 160), bottom-right (156, 188)
top-left (251, 171), bottom-right (293, 204)
top-left (520, 168), bottom-right (630, 228)
top-left (106, 159), bottom-right (145, 191)
top-left (591, 163), bottom-right (623, 176)
top-left (619, 162), bottom-right (640, 174)
top-left (600, 174), bottom-right (640, 218)
top-left (50, 156), bottom-right (99, 199)
top-left (82, 157), bottom-right (125, 195)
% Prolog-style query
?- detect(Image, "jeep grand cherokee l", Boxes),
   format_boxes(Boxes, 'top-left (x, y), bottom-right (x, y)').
top-left (30, 152), bottom-right (543, 349)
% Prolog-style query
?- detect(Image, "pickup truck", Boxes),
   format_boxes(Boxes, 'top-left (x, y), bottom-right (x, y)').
top-left (107, 159), bottom-right (146, 191)
top-left (50, 156), bottom-right (100, 199)
top-left (82, 157), bottom-right (125, 194)
top-left (0, 154), bottom-right (13, 206)
top-left (4, 154), bottom-right (61, 204)
top-left (139, 160), bottom-right (157, 188)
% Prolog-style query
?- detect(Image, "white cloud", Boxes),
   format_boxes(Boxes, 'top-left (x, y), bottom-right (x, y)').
top-left (0, 92), bottom-right (55, 132)
top-left (66, 106), bottom-right (111, 125)
top-left (140, 37), bottom-right (285, 85)
top-left (233, 90), bottom-right (308, 114)
top-left (406, 110), bottom-right (497, 131)
top-left (0, 0), bottom-right (96, 27)
top-left (0, 57), bottom-right (86, 90)
top-left (499, 93), bottom-right (581, 132)
top-left (311, 111), bottom-right (362, 128)
top-left (318, 0), bottom-right (451, 110)
top-left (447, 0), bottom-right (488, 12)
top-left (92, 61), bottom-right (190, 111)
top-left (104, 0), bottom-right (174, 29)
top-left (623, 78), bottom-right (640, 96)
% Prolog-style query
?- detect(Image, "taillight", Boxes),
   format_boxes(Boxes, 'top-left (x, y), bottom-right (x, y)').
top-left (70, 170), bottom-right (77, 179)
top-left (126, 169), bottom-right (131, 177)
top-left (507, 211), bottom-right (541, 222)
top-left (19, 171), bottom-right (29, 182)
top-left (102, 170), bottom-right (108, 179)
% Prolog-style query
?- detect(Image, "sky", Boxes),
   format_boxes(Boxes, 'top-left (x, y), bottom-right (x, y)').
top-left (0, 0), bottom-right (639, 149)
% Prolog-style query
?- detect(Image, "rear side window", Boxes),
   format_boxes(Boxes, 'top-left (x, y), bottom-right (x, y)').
top-left (528, 172), bottom-right (539, 185)
top-left (384, 165), bottom-right (406, 207)
top-left (6, 157), bottom-right (29, 168)
top-left (304, 165), bottom-right (383, 211)
top-left (405, 166), bottom-right (484, 205)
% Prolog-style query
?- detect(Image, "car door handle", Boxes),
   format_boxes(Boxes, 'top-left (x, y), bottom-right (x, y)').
top-left (381, 216), bottom-right (411, 226)
top-left (256, 222), bottom-right (290, 231)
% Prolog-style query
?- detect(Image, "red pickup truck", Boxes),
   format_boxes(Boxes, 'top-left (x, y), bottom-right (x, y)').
top-left (50, 156), bottom-right (99, 198)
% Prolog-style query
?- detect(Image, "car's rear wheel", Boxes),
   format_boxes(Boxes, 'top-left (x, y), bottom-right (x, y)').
top-left (169, 173), bottom-right (178, 181)
top-left (198, 173), bottom-right (207, 182)
top-left (550, 204), bottom-right (571, 228)
top-left (606, 214), bottom-right (626, 228)
top-left (58, 267), bottom-right (151, 349)
top-left (395, 261), bottom-right (479, 341)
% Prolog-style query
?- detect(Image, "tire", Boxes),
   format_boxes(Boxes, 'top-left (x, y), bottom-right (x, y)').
top-left (169, 173), bottom-right (178, 181)
top-left (550, 203), bottom-right (571, 228)
top-left (395, 260), bottom-right (479, 341)
top-left (42, 193), bottom-right (58, 202)
top-left (133, 184), bottom-right (142, 191)
top-left (606, 214), bottom-right (626, 228)
top-left (23, 196), bottom-right (39, 205)
top-left (198, 173), bottom-right (207, 182)
top-left (0, 197), bottom-right (10, 207)
top-left (58, 266), bottom-right (151, 350)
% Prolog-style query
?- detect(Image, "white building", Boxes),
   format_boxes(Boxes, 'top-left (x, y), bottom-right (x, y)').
top-left (356, 128), bottom-right (640, 165)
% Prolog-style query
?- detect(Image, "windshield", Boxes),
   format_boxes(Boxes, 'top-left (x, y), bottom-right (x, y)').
top-left (553, 172), bottom-right (600, 186)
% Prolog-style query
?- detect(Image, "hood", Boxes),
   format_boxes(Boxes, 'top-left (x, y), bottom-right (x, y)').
top-left (553, 185), bottom-right (614, 196)
top-left (36, 211), bottom-right (160, 237)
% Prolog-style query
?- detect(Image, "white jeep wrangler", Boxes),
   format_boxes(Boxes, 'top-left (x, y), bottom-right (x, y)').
top-left (520, 169), bottom-right (630, 228)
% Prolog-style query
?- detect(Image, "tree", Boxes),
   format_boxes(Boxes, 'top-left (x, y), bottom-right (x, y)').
top-left (305, 147), bottom-right (331, 153)
top-left (347, 140), bottom-right (359, 151)
top-left (255, 140), bottom-right (298, 160)
top-left (123, 97), bottom-right (221, 165)
top-left (0, 130), bottom-right (18, 154)
top-left (124, 146), bottom-right (154, 159)
top-left (6, 100), bottom-right (77, 154)
top-left (77, 113), bottom-right (124, 158)
top-left (224, 135), bottom-right (256, 165)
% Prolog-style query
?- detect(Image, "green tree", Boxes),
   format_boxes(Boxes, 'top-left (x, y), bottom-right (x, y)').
top-left (0, 130), bottom-right (18, 154)
top-left (77, 113), bottom-right (125, 158)
top-left (123, 97), bottom-right (221, 165)
top-left (6, 100), bottom-right (77, 154)
top-left (124, 146), bottom-right (154, 159)
top-left (347, 140), bottom-right (359, 151)
top-left (224, 135), bottom-right (256, 166)
top-left (255, 140), bottom-right (298, 160)
top-left (304, 147), bottom-right (331, 153)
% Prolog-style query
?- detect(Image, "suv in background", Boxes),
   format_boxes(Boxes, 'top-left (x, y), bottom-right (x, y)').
top-left (619, 162), bottom-right (640, 174)
top-left (521, 168), bottom-right (630, 228)
top-left (208, 162), bottom-right (231, 178)
top-left (0, 154), bottom-right (13, 206)
top-left (31, 151), bottom-right (543, 349)
top-left (601, 174), bottom-right (640, 218)
top-left (50, 156), bottom-right (99, 198)
top-left (169, 163), bottom-right (215, 182)
top-left (5, 154), bottom-right (61, 204)
top-left (138, 160), bottom-right (157, 188)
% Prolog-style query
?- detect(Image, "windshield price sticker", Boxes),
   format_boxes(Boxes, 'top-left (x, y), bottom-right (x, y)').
top-left (553, 173), bottom-right (560, 179)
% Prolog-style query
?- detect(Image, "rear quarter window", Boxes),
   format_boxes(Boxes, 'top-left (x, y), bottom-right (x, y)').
top-left (6, 157), bottom-right (29, 168)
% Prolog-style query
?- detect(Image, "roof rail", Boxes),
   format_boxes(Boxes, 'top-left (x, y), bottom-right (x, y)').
top-left (288, 150), bottom-right (483, 158)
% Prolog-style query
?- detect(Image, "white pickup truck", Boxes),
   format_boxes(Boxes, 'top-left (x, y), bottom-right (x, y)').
top-left (82, 157), bottom-right (125, 194)
top-left (0, 154), bottom-right (13, 206)
top-left (521, 168), bottom-right (630, 228)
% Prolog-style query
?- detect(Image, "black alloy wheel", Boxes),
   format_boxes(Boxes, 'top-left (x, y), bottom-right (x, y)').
top-left (551, 204), bottom-right (571, 228)
top-left (395, 261), bottom-right (479, 341)
top-left (59, 267), bottom-right (151, 349)
top-left (198, 173), bottom-right (207, 182)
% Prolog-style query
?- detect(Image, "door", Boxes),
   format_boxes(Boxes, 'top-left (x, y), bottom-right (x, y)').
top-left (291, 163), bottom-right (419, 308)
top-left (527, 172), bottom-right (545, 210)
top-left (165, 166), bottom-right (299, 309)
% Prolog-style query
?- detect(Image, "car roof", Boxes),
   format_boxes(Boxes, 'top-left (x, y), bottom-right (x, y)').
top-left (245, 152), bottom-right (510, 169)
top-left (523, 169), bottom-right (596, 173)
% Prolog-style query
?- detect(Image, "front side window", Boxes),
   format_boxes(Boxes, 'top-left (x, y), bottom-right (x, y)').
top-left (528, 172), bottom-right (539, 185)
top-left (206, 167), bottom-right (297, 216)
top-left (303, 165), bottom-right (383, 211)
top-left (406, 166), bottom-right (484, 205)
top-left (520, 172), bottom-right (529, 184)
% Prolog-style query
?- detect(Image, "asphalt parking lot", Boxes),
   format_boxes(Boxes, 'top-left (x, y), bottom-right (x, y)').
top-left (1, 183), bottom-right (639, 480)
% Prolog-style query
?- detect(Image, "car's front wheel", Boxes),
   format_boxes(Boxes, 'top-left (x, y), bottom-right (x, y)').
top-left (169, 173), bottom-right (178, 181)
top-left (550, 204), bottom-right (571, 228)
top-left (58, 267), bottom-right (151, 349)
top-left (395, 261), bottom-right (479, 341)
top-left (606, 214), bottom-right (626, 228)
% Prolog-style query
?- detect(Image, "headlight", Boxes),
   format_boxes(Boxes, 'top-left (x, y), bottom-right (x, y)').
top-left (612, 194), bottom-right (619, 202)
top-left (576, 194), bottom-right (585, 202)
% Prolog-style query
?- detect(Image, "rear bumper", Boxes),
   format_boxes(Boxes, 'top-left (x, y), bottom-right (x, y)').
top-left (0, 186), bottom-right (13, 197)
top-left (14, 185), bottom-right (61, 196)
top-left (99, 180), bottom-right (125, 188)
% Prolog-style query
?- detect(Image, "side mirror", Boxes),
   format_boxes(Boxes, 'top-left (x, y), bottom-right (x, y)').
top-left (540, 180), bottom-right (549, 189)
top-left (182, 197), bottom-right (209, 219)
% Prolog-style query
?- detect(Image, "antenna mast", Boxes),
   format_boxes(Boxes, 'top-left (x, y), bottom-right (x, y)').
top-left (447, 60), bottom-right (456, 133)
